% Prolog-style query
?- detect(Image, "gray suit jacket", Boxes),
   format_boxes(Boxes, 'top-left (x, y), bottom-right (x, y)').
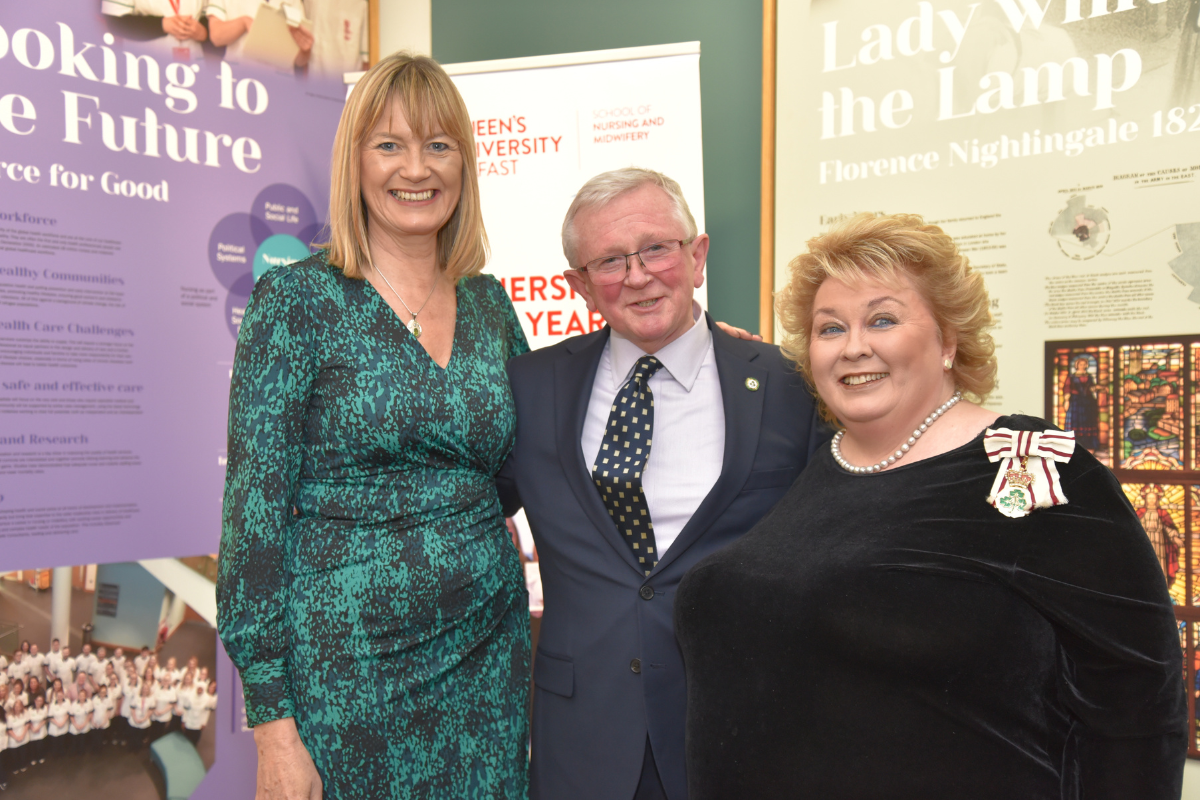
top-left (498, 315), bottom-right (826, 800)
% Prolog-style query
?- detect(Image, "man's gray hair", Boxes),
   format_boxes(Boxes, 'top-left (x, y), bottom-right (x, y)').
top-left (561, 167), bottom-right (698, 266)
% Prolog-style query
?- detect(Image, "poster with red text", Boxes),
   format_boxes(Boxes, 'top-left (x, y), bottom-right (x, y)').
top-left (445, 43), bottom-right (706, 350)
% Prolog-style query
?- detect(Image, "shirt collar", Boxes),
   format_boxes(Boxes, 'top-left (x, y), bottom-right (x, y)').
top-left (609, 302), bottom-right (710, 392)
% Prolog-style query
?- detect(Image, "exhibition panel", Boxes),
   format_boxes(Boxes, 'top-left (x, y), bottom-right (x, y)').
top-left (775, 0), bottom-right (1200, 757)
top-left (0, 1), bottom-right (359, 795)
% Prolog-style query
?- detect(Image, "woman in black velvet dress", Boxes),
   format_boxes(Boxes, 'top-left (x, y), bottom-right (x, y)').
top-left (674, 213), bottom-right (1187, 800)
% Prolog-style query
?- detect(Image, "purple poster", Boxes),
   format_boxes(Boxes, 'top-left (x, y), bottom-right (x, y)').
top-left (0, 2), bottom-right (346, 795)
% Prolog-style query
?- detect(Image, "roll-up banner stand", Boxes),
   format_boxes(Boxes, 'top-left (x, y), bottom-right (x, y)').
top-left (0, 1), bottom-right (351, 795)
top-left (774, 0), bottom-right (1200, 757)
top-left (347, 41), bottom-right (708, 351)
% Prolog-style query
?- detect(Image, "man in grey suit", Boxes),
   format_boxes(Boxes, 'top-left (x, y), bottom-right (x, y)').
top-left (498, 168), bottom-right (825, 800)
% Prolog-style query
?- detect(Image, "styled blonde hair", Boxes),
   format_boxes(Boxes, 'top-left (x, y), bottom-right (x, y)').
top-left (776, 213), bottom-right (996, 423)
top-left (321, 52), bottom-right (487, 281)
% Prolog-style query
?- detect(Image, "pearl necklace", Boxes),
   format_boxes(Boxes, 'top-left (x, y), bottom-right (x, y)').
top-left (830, 391), bottom-right (963, 474)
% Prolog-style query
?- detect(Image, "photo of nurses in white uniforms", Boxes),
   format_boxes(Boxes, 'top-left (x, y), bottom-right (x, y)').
top-left (100, 0), bottom-right (209, 61)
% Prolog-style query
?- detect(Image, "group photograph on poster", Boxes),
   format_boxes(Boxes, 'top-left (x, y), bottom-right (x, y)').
top-left (98, 0), bottom-right (369, 76)
top-left (0, 560), bottom-right (217, 798)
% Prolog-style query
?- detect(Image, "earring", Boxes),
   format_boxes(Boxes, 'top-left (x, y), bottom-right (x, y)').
top-left (943, 358), bottom-right (954, 370)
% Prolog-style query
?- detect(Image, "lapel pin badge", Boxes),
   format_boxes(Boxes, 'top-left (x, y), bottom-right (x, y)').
top-left (744, 377), bottom-right (760, 391)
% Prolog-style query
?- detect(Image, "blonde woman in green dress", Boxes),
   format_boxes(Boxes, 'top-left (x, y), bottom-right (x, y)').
top-left (218, 54), bottom-right (530, 799)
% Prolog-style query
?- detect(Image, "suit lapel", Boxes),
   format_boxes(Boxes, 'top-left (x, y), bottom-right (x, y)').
top-left (651, 316), bottom-right (767, 574)
top-left (554, 328), bottom-right (643, 574)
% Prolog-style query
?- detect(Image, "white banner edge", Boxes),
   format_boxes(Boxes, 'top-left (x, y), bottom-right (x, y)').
top-left (344, 41), bottom-right (702, 85)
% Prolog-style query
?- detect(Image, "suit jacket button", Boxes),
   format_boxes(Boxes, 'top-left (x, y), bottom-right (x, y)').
top-left (639, 585), bottom-right (654, 600)
top-left (630, 658), bottom-right (642, 674)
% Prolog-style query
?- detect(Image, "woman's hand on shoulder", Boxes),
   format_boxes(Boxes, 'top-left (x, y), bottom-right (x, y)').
top-left (254, 717), bottom-right (322, 800)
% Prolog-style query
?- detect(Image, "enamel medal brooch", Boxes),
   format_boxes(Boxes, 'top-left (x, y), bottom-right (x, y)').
top-left (984, 429), bottom-right (1076, 518)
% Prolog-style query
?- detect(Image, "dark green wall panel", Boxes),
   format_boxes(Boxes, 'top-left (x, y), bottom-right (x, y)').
top-left (432, 0), bottom-right (763, 331)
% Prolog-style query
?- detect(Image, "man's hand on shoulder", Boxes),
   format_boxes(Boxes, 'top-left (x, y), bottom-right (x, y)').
top-left (715, 321), bottom-right (763, 342)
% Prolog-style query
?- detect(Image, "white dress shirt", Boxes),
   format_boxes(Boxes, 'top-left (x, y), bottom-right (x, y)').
top-left (75, 653), bottom-right (97, 677)
top-left (153, 686), bottom-right (178, 722)
top-left (48, 701), bottom-right (71, 737)
top-left (29, 705), bottom-right (48, 741)
top-left (26, 653), bottom-right (46, 677)
top-left (54, 656), bottom-right (76, 686)
top-left (90, 661), bottom-right (110, 684)
top-left (581, 304), bottom-right (725, 557)
top-left (9, 663), bottom-right (31, 685)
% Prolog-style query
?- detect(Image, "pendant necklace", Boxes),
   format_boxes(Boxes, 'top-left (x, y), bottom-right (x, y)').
top-left (371, 260), bottom-right (437, 339)
top-left (831, 391), bottom-right (963, 474)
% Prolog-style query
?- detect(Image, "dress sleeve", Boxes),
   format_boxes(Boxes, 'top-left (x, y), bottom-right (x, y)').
top-left (497, 349), bottom-right (522, 516)
top-left (1011, 460), bottom-right (1187, 799)
top-left (485, 275), bottom-right (529, 360)
top-left (217, 266), bottom-right (318, 727)
top-left (489, 275), bottom-right (527, 509)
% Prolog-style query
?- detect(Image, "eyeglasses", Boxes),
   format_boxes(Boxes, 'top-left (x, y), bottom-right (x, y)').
top-left (576, 238), bottom-right (696, 285)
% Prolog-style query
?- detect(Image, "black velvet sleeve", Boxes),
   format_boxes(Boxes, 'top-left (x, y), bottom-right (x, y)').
top-left (1012, 460), bottom-right (1187, 799)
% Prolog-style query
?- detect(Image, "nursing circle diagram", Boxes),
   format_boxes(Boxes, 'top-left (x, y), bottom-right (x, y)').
top-left (208, 183), bottom-right (323, 337)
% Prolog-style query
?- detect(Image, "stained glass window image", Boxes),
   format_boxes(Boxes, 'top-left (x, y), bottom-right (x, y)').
top-left (1050, 336), bottom-right (1199, 755)
top-left (1120, 344), bottom-right (1184, 470)
top-left (1194, 486), bottom-right (1200, 606)
top-left (1123, 483), bottom-right (1186, 605)
top-left (1193, 344), bottom-right (1199, 470)
top-left (1052, 346), bottom-right (1113, 466)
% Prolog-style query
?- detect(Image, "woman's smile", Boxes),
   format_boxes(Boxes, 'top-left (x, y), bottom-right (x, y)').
top-left (389, 189), bottom-right (436, 202)
top-left (841, 372), bottom-right (888, 386)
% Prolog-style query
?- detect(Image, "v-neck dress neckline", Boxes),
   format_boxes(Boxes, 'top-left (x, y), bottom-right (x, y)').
top-left (365, 272), bottom-right (463, 372)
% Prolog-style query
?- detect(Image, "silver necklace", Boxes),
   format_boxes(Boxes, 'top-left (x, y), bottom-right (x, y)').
top-left (831, 391), bottom-right (963, 474)
top-left (370, 260), bottom-right (437, 339)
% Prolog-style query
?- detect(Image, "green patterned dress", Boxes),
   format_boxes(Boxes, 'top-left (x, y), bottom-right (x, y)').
top-left (218, 253), bottom-right (531, 799)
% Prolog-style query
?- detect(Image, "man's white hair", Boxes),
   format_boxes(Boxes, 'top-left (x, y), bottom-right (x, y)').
top-left (561, 167), bottom-right (698, 265)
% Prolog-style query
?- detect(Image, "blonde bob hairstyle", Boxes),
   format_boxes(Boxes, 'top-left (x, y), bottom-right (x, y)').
top-left (321, 52), bottom-right (487, 281)
top-left (776, 213), bottom-right (996, 424)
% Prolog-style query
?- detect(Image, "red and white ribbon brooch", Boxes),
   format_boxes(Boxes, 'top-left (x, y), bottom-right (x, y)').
top-left (984, 428), bottom-right (1076, 518)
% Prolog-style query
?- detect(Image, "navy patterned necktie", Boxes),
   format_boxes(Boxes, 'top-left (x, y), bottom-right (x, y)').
top-left (592, 355), bottom-right (665, 576)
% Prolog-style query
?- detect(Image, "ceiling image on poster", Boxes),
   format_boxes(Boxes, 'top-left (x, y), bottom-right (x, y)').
top-left (1051, 195), bottom-right (1111, 259)
top-left (207, 184), bottom-right (324, 338)
top-left (1048, 196), bottom-right (1200, 305)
